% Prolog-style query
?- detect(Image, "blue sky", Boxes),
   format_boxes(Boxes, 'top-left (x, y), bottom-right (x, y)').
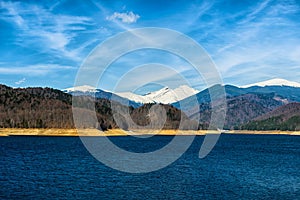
top-left (0, 0), bottom-right (300, 92)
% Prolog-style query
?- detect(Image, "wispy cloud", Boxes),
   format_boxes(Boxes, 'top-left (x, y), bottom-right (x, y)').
top-left (238, 0), bottom-right (271, 25)
top-left (15, 77), bottom-right (26, 85)
top-left (0, 1), bottom-right (25, 27)
top-left (0, 64), bottom-right (75, 76)
top-left (0, 0), bottom-right (299, 89)
top-left (106, 11), bottom-right (140, 24)
top-left (0, 1), bottom-right (92, 61)
top-left (193, 0), bottom-right (300, 86)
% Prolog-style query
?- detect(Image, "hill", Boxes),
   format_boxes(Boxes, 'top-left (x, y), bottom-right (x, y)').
top-left (172, 84), bottom-right (300, 110)
top-left (242, 103), bottom-right (300, 131)
top-left (65, 86), bottom-right (141, 108)
top-left (1, 83), bottom-right (300, 131)
top-left (128, 103), bottom-right (198, 130)
top-left (0, 84), bottom-right (117, 130)
top-left (0, 85), bottom-right (194, 130)
top-left (188, 93), bottom-right (284, 130)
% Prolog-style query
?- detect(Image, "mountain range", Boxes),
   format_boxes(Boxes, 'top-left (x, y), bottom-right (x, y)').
top-left (116, 85), bottom-right (199, 104)
top-left (65, 78), bottom-right (300, 105)
top-left (1, 78), bottom-right (300, 131)
top-left (59, 78), bottom-right (300, 131)
top-left (64, 84), bottom-right (199, 105)
top-left (0, 84), bottom-right (194, 130)
top-left (240, 78), bottom-right (300, 88)
top-left (64, 85), bottom-right (142, 108)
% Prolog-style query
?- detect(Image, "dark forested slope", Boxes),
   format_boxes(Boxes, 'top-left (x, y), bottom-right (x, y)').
top-left (242, 103), bottom-right (300, 131)
top-left (0, 85), bottom-right (191, 130)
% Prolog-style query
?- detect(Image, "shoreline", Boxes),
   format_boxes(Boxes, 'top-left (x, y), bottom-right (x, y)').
top-left (0, 128), bottom-right (299, 137)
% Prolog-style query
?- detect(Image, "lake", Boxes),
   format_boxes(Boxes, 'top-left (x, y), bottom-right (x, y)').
top-left (1, 134), bottom-right (299, 199)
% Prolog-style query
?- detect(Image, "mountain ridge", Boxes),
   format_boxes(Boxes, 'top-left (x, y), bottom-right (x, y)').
top-left (1, 78), bottom-right (300, 131)
top-left (116, 85), bottom-right (199, 104)
top-left (64, 78), bottom-right (300, 105)
top-left (241, 78), bottom-right (300, 88)
top-left (242, 102), bottom-right (300, 131)
top-left (0, 84), bottom-right (194, 130)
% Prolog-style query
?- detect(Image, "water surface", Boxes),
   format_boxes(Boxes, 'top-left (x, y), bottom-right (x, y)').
top-left (1, 134), bottom-right (299, 199)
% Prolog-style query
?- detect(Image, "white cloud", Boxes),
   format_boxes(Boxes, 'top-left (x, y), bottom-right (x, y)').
top-left (0, 64), bottom-right (74, 76)
top-left (15, 78), bottom-right (26, 85)
top-left (200, 0), bottom-right (300, 85)
top-left (238, 0), bottom-right (271, 25)
top-left (0, 1), bottom-right (26, 28)
top-left (106, 11), bottom-right (140, 24)
top-left (0, 1), bottom-right (92, 61)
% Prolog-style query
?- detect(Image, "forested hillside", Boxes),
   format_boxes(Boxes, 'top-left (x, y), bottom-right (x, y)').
top-left (188, 93), bottom-right (284, 129)
top-left (1, 84), bottom-right (299, 131)
top-left (0, 85), bottom-right (191, 130)
top-left (242, 103), bottom-right (300, 131)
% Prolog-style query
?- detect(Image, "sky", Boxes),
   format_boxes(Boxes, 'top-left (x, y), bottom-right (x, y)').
top-left (0, 0), bottom-right (300, 92)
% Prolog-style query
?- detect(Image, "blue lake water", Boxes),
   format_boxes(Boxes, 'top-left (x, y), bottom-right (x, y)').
top-left (1, 134), bottom-right (300, 199)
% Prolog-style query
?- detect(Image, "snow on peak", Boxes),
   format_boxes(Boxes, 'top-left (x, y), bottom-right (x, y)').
top-left (240, 78), bottom-right (300, 88)
top-left (116, 92), bottom-right (155, 104)
top-left (64, 84), bottom-right (199, 104)
top-left (173, 85), bottom-right (199, 98)
top-left (116, 85), bottom-right (199, 104)
top-left (145, 86), bottom-right (170, 99)
top-left (64, 85), bottom-right (97, 93)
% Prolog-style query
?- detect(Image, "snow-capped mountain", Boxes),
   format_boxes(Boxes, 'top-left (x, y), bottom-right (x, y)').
top-left (116, 85), bottom-right (199, 104)
top-left (114, 92), bottom-right (154, 103)
top-left (240, 78), bottom-right (300, 88)
top-left (63, 84), bottom-right (198, 105)
top-left (63, 85), bottom-right (142, 108)
top-left (64, 85), bottom-right (98, 93)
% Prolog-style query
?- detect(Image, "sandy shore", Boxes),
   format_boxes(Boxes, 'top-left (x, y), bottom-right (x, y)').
top-left (0, 128), bottom-right (209, 137)
top-left (0, 128), bottom-right (299, 136)
top-left (227, 130), bottom-right (300, 135)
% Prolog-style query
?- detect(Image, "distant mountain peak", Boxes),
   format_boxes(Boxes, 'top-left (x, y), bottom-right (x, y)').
top-left (116, 85), bottom-right (199, 104)
top-left (63, 85), bottom-right (97, 93)
top-left (240, 78), bottom-right (300, 88)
